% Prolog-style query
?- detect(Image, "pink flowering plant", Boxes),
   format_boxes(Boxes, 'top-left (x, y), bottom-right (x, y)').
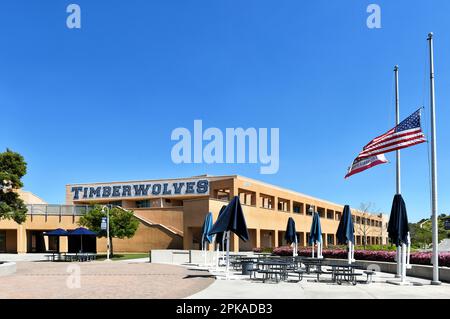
top-left (271, 246), bottom-right (450, 267)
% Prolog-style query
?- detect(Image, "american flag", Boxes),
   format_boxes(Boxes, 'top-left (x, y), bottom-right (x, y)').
top-left (357, 109), bottom-right (426, 159)
top-left (345, 154), bottom-right (388, 179)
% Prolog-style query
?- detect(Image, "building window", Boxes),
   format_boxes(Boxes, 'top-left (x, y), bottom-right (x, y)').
top-left (0, 231), bottom-right (6, 253)
top-left (108, 201), bottom-right (122, 208)
top-left (327, 234), bottom-right (335, 245)
top-left (293, 202), bottom-right (304, 214)
top-left (335, 212), bottom-right (342, 221)
top-left (238, 189), bottom-right (256, 206)
top-left (306, 204), bottom-right (313, 215)
top-left (136, 200), bottom-right (151, 208)
top-left (214, 189), bottom-right (230, 201)
top-left (277, 198), bottom-right (290, 212)
top-left (317, 207), bottom-right (325, 218)
top-left (48, 236), bottom-right (58, 252)
top-left (260, 194), bottom-right (274, 210)
top-left (326, 209), bottom-right (334, 219)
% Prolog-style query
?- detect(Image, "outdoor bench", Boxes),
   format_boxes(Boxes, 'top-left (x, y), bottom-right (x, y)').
top-left (363, 270), bottom-right (376, 284)
top-left (334, 271), bottom-right (363, 285)
top-left (258, 269), bottom-right (283, 283)
top-left (290, 269), bottom-right (306, 282)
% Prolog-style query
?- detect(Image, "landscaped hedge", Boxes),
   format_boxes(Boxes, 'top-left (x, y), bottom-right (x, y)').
top-left (271, 246), bottom-right (450, 267)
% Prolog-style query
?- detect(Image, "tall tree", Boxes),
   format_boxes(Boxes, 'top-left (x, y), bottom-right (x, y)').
top-left (355, 202), bottom-right (381, 249)
top-left (78, 205), bottom-right (139, 256)
top-left (0, 149), bottom-right (27, 224)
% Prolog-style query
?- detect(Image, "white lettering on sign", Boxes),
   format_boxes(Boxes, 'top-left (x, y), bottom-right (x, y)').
top-left (70, 179), bottom-right (209, 200)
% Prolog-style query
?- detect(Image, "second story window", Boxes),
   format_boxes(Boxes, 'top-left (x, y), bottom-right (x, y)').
top-left (136, 200), bottom-right (151, 208)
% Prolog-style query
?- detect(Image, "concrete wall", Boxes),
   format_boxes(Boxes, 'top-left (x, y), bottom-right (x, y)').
top-left (97, 222), bottom-right (183, 253)
top-left (324, 258), bottom-right (450, 283)
top-left (150, 249), bottom-right (253, 265)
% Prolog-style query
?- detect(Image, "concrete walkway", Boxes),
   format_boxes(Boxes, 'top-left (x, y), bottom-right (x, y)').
top-left (188, 269), bottom-right (450, 299)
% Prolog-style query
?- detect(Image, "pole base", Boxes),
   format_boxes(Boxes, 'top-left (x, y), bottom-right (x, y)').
top-left (386, 280), bottom-right (412, 286)
top-left (431, 280), bottom-right (442, 286)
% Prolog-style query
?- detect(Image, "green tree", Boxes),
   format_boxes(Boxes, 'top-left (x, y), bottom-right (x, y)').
top-left (78, 205), bottom-right (139, 256)
top-left (0, 149), bottom-right (27, 224)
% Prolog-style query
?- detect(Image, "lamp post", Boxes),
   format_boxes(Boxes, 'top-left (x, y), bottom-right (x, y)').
top-left (101, 205), bottom-right (111, 261)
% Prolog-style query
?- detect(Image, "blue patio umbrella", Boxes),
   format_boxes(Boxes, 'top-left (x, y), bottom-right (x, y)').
top-left (209, 196), bottom-right (249, 241)
top-left (201, 212), bottom-right (214, 249)
top-left (388, 194), bottom-right (409, 246)
top-left (209, 196), bottom-right (249, 273)
top-left (43, 228), bottom-right (69, 253)
top-left (285, 217), bottom-right (298, 256)
top-left (336, 205), bottom-right (355, 263)
top-left (210, 205), bottom-right (227, 248)
top-left (309, 212), bottom-right (323, 258)
top-left (388, 194), bottom-right (411, 282)
top-left (68, 227), bottom-right (97, 253)
top-left (44, 228), bottom-right (69, 236)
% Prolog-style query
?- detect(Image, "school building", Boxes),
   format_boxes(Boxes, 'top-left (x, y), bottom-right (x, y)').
top-left (0, 175), bottom-right (389, 254)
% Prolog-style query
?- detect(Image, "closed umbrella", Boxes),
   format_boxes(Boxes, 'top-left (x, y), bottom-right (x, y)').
top-left (388, 194), bottom-right (410, 283)
top-left (285, 217), bottom-right (298, 257)
top-left (200, 212), bottom-right (214, 266)
top-left (209, 196), bottom-right (249, 274)
top-left (309, 212), bottom-right (323, 259)
top-left (68, 227), bottom-right (97, 253)
top-left (210, 205), bottom-right (227, 269)
top-left (336, 205), bottom-right (355, 264)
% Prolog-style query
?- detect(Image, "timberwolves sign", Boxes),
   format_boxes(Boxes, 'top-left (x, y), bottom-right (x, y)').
top-left (71, 179), bottom-right (209, 200)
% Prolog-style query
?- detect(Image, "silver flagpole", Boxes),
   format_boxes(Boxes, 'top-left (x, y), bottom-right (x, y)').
top-left (394, 65), bottom-right (403, 279)
top-left (428, 32), bottom-right (441, 285)
top-left (394, 65), bottom-right (401, 196)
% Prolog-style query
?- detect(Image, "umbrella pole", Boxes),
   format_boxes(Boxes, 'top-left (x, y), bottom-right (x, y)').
top-left (348, 241), bottom-right (352, 264)
top-left (226, 231), bottom-right (230, 278)
top-left (312, 243), bottom-right (315, 258)
top-left (352, 242), bottom-right (355, 261)
top-left (401, 243), bottom-right (407, 283)
top-left (216, 243), bottom-right (219, 270)
top-left (406, 233), bottom-right (411, 268)
top-left (396, 246), bottom-right (401, 278)
top-left (204, 240), bottom-right (208, 266)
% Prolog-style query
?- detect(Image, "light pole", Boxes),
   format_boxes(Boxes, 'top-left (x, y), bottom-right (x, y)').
top-left (101, 205), bottom-right (111, 261)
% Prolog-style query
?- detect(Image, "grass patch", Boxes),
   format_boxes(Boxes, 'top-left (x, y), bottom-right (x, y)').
top-left (96, 253), bottom-right (149, 261)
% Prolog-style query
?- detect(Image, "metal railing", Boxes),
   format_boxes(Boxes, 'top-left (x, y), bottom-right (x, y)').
top-left (26, 204), bottom-right (94, 216)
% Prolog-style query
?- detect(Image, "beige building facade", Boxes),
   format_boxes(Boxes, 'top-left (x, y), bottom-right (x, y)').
top-left (0, 175), bottom-right (388, 254)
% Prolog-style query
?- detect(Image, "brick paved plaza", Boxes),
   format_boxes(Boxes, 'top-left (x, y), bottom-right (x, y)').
top-left (0, 261), bottom-right (214, 299)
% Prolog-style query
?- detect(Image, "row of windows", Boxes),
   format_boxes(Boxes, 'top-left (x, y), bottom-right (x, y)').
top-left (227, 188), bottom-right (383, 227)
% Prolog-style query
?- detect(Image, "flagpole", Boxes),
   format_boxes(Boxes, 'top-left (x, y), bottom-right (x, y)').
top-left (394, 65), bottom-right (401, 195)
top-left (428, 32), bottom-right (441, 285)
top-left (394, 65), bottom-right (403, 279)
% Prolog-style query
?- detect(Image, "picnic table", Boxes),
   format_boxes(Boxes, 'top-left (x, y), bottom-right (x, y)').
top-left (326, 263), bottom-right (364, 285)
top-left (257, 260), bottom-right (293, 283)
top-left (45, 252), bottom-right (63, 262)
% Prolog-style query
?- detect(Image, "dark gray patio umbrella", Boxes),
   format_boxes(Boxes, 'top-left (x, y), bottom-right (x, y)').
top-left (209, 196), bottom-right (249, 273)
top-left (388, 194), bottom-right (411, 283)
top-left (336, 205), bottom-right (355, 264)
top-left (68, 227), bottom-right (97, 253)
top-left (285, 217), bottom-right (298, 256)
top-left (309, 212), bottom-right (323, 258)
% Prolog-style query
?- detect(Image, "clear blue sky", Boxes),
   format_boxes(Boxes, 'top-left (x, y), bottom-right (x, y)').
top-left (1, 1), bottom-right (449, 222)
